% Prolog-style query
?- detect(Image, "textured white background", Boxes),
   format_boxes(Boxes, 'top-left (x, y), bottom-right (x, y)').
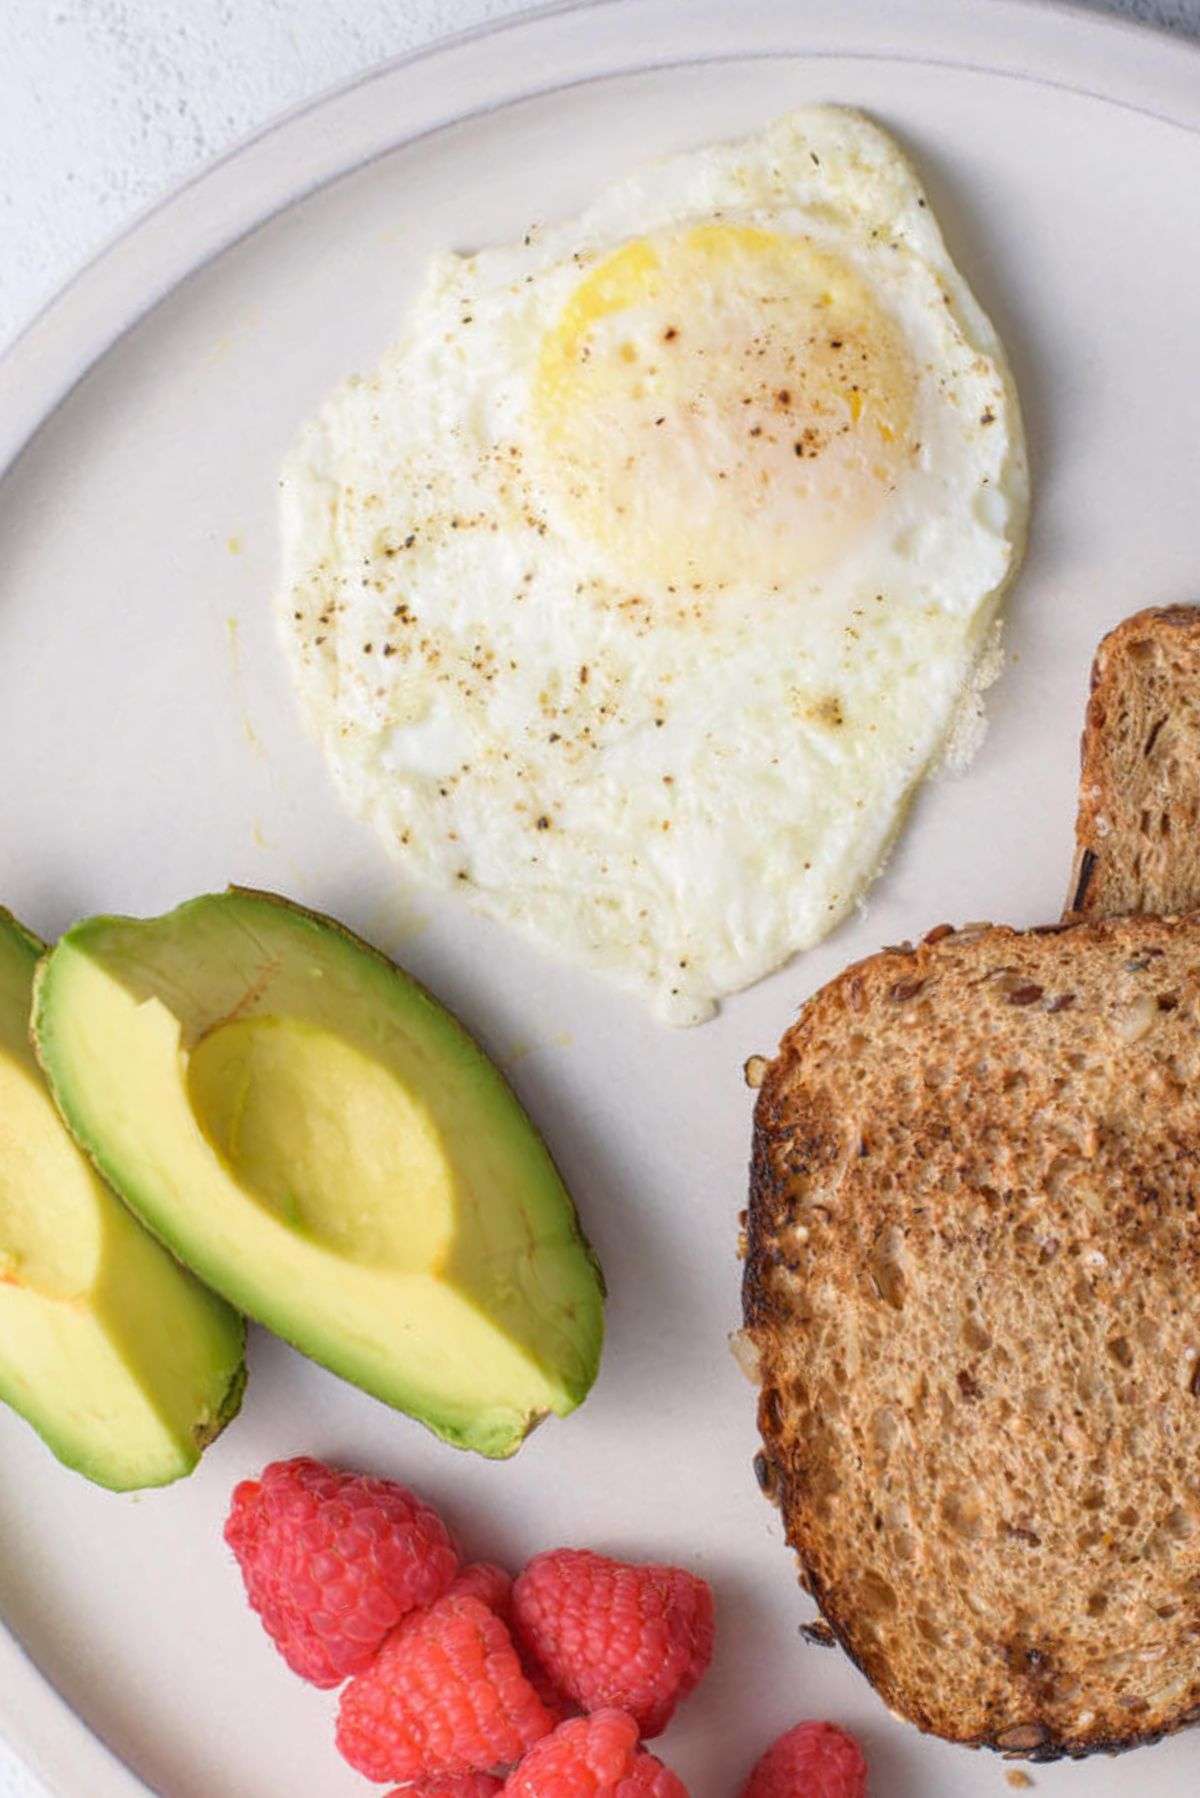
top-left (1, 0), bottom-right (1198, 1792)
top-left (3, 0), bottom-right (1200, 347)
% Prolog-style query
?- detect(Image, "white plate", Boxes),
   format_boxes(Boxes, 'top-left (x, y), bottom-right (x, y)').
top-left (3, 1), bottom-right (1200, 1792)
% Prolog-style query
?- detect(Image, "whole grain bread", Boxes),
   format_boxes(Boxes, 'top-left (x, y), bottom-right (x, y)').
top-left (743, 914), bottom-right (1200, 1760)
top-left (1068, 605), bottom-right (1200, 918)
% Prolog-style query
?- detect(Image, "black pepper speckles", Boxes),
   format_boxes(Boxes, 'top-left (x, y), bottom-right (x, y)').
top-left (277, 132), bottom-right (1014, 1037)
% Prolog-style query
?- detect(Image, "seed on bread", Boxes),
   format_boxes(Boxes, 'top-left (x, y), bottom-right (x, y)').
top-left (800, 1618), bottom-right (837, 1647)
top-left (728, 1329), bottom-right (762, 1385)
top-left (754, 1450), bottom-right (781, 1505)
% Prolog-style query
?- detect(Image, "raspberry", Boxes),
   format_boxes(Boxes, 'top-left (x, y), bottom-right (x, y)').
top-left (521, 1656), bottom-right (575, 1722)
top-left (511, 1550), bottom-right (714, 1737)
top-left (224, 1456), bottom-right (458, 1688)
top-left (740, 1721), bottom-right (868, 1798)
top-left (449, 1562), bottom-right (514, 1615)
top-left (389, 1780), bottom-right (503, 1798)
top-left (503, 1712), bottom-right (688, 1797)
top-left (336, 1592), bottom-right (556, 1782)
top-left (444, 1564), bottom-right (570, 1717)
top-left (614, 1755), bottom-right (689, 1798)
top-left (446, 1563), bottom-right (570, 1718)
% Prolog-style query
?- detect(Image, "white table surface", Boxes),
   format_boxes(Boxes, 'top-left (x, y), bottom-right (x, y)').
top-left (2, 0), bottom-right (1198, 1792)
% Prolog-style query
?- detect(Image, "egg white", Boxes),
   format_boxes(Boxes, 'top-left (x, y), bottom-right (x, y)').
top-left (280, 107), bottom-right (1028, 1023)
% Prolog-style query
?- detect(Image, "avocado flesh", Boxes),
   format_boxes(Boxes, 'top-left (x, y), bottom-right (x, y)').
top-left (33, 890), bottom-right (604, 1458)
top-left (0, 910), bottom-right (244, 1490)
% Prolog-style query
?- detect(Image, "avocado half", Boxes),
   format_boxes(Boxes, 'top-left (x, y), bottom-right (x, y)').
top-left (33, 889), bottom-right (605, 1458)
top-left (0, 908), bottom-right (244, 1489)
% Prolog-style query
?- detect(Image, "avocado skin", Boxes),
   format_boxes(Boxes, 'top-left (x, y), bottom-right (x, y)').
top-left (0, 907), bottom-right (245, 1491)
top-left (34, 887), bottom-right (605, 1458)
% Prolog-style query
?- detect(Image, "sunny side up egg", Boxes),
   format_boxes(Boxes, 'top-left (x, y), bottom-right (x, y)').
top-left (280, 108), bottom-right (1028, 1024)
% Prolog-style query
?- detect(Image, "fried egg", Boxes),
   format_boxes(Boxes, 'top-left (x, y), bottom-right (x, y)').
top-left (280, 108), bottom-right (1028, 1023)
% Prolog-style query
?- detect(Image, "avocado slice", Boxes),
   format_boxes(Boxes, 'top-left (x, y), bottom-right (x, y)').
top-left (33, 889), bottom-right (604, 1458)
top-left (0, 909), bottom-right (244, 1489)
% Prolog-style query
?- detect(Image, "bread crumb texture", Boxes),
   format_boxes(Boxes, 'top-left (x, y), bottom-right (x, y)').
top-left (1070, 605), bottom-right (1200, 919)
top-left (745, 915), bottom-right (1200, 1760)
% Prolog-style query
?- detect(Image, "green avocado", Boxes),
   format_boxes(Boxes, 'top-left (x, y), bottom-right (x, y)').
top-left (33, 889), bottom-right (604, 1458)
top-left (0, 909), bottom-right (244, 1489)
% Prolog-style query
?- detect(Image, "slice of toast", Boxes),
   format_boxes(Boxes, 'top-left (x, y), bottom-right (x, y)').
top-left (1068, 605), bottom-right (1200, 918)
top-left (744, 914), bottom-right (1200, 1760)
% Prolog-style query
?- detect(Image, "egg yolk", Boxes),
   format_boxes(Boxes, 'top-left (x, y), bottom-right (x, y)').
top-left (533, 224), bottom-right (915, 592)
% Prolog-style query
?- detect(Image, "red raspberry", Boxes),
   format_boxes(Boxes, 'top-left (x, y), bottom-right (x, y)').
top-left (503, 1712), bottom-right (687, 1797)
top-left (336, 1592), bottom-right (556, 1782)
top-left (614, 1755), bottom-right (689, 1798)
top-left (740, 1721), bottom-right (868, 1798)
top-left (442, 1564), bottom-right (570, 1717)
top-left (388, 1780), bottom-right (503, 1798)
top-left (521, 1657), bottom-right (575, 1722)
top-left (511, 1550), bottom-right (714, 1737)
top-left (224, 1456), bottom-right (458, 1688)
top-left (449, 1562), bottom-right (514, 1615)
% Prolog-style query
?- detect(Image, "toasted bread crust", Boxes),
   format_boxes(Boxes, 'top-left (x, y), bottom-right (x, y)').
top-left (745, 914), bottom-right (1200, 1760)
top-left (1068, 605), bottom-right (1200, 919)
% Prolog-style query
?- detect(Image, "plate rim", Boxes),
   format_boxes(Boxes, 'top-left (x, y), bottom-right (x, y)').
top-left (0, 1624), bottom-right (153, 1798)
top-left (3, 0), bottom-right (1200, 1790)
top-left (4, 0), bottom-right (1200, 486)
